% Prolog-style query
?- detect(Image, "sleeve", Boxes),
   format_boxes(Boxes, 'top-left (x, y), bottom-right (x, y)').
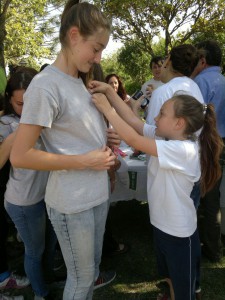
top-left (0, 120), bottom-right (12, 143)
top-left (20, 86), bottom-right (59, 128)
top-left (156, 140), bottom-right (188, 171)
top-left (143, 123), bottom-right (156, 139)
top-left (194, 77), bottom-right (210, 103)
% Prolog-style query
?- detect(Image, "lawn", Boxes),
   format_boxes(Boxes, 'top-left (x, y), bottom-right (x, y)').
top-left (7, 200), bottom-right (225, 300)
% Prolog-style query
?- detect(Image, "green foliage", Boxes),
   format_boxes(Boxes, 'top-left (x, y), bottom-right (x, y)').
top-left (0, 0), bottom-right (63, 71)
top-left (94, 0), bottom-right (225, 55)
top-left (101, 37), bottom-right (165, 94)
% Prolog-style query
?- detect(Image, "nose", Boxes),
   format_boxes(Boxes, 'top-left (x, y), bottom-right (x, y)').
top-left (94, 51), bottom-right (102, 64)
top-left (154, 114), bottom-right (159, 122)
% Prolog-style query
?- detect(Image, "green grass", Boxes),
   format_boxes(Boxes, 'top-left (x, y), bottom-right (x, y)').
top-left (7, 200), bottom-right (225, 299)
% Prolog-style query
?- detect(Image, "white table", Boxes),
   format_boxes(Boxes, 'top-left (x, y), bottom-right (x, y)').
top-left (109, 146), bottom-right (148, 202)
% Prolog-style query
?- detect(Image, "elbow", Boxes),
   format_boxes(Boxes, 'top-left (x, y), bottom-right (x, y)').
top-left (10, 151), bottom-right (22, 168)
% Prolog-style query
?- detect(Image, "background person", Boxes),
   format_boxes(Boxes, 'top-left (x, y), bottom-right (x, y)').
top-left (105, 73), bottom-right (130, 104)
top-left (192, 39), bottom-right (225, 263)
top-left (145, 44), bottom-right (204, 125)
top-left (141, 56), bottom-right (164, 99)
top-left (1, 67), bottom-right (58, 300)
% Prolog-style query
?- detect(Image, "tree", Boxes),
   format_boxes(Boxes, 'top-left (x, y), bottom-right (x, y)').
top-left (94, 0), bottom-right (225, 56)
top-left (0, 0), bottom-right (64, 72)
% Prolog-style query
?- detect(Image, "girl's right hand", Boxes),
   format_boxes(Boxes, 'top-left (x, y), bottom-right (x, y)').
top-left (83, 146), bottom-right (116, 170)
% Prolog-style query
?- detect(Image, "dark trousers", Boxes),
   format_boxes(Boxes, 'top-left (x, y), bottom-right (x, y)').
top-left (198, 141), bottom-right (225, 261)
top-left (0, 191), bottom-right (9, 274)
top-left (153, 226), bottom-right (200, 300)
top-left (198, 179), bottom-right (223, 261)
top-left (0, 162), bottom-right (10, 274)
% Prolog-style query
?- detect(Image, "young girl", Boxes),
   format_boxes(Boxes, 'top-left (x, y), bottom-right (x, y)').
top-left (0, 67), bottom-right (58, 300)
top-left (89, 81), bottom-right (223, 300)
top-left (10, 1), bottom-right (115, 299)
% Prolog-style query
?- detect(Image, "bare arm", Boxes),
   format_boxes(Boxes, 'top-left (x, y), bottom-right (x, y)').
top-left (10, 124), bottom-right (115, 171)
top-left (92, 93), bottom-right (157, 157)
top-left (0, 132), bottom-right (16, 169)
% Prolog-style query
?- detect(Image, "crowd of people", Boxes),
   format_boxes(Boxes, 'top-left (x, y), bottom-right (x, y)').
top-left (0, 0), bottom-right (225, 300)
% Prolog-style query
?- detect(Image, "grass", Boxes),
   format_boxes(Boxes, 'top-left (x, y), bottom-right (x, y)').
top-left (7, 200), bottom-right (225, 299)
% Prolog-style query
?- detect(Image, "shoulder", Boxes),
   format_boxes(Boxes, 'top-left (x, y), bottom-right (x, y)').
top-left (0, 114), bottom-right (18, 125)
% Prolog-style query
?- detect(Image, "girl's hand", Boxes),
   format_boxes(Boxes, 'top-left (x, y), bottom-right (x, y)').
top-left (89, 80), bottom-right (112, 95)
top-left (92, 93), bottom-right (112, 114)
top-left (84, 146), bottom-right (116, 170)
top-left (106, 128), bottom-right (121, 148)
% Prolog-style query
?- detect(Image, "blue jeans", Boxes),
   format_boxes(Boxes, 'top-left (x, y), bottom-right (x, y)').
top-left (47, 200), bottom-right (109, 300)
top-left (5, 200), bottom-right (57, 297)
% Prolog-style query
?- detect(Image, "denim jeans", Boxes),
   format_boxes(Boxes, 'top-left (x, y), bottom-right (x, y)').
top-left (5, 200), bottom-right (57, 297)
top-left (47, 200), bottom-right (109, 300)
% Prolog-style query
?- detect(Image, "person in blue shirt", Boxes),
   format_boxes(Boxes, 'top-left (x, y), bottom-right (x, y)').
top-left (192, 39), bottom-right (225, 263)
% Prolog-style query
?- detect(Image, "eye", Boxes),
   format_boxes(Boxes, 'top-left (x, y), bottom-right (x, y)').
top-left (93, 48), bottom-right (100, 54)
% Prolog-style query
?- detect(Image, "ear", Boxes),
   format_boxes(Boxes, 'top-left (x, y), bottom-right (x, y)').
top-left (68, 26), bottom-right (80, 46)
top-left (175, 117), bottom-right (185, 130)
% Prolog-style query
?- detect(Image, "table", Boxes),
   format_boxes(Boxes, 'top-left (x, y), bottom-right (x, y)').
top-left (109, 146), bottom-right (148, 202)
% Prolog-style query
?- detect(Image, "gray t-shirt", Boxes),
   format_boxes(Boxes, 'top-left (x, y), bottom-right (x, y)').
top-left (20, 65), bottom-right (108, 214)
top-left (0, 115), bottom-right (49, 206)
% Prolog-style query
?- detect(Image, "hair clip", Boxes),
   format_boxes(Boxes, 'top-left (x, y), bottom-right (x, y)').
top-left (203, 104), bottom-right (207, 114)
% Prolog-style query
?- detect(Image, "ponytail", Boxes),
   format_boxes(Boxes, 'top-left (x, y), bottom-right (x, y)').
top-left (199, 104), bottom-right (223, 196)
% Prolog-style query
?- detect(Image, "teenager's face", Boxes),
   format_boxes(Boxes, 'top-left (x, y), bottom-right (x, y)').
top-left (72, 28), bottom-right (110, 74)
top-left (151, 61), bottom-right (163, 80)
top-left (10, 89), bottom-right (25, 116)
top-left (154, 99), bottom-right (178, 138)
top-left (107, 76), bottom-right (119, 93)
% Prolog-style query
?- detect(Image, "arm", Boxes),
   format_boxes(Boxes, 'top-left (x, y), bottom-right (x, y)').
top-left (10, 124), bottom-right (115, 171)
top-left (89, 81), bottom-right (144, 135)
top-left (0, 132), bottom-right (16, 169)
top-left (92, 93), bottom-right (157, 157)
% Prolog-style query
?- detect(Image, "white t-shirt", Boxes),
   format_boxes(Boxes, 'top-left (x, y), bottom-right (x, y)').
top-left (0, 115), bottom-right (49, 206)
top-left (20, 65), bottom-right (108, 214)
top-left (146, 77), bottom-right (204, 125)
top-left (143, 124), bottom-right (200, 237)
top-left (141, 78), bottom-right (164, 97)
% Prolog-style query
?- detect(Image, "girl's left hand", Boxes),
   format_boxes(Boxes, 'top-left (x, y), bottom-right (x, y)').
top-left (92, 93), bottom-right (112, 114)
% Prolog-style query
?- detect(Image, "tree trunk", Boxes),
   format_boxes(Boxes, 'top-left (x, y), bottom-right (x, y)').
top-left (0, 12), bottom-right (6, 72)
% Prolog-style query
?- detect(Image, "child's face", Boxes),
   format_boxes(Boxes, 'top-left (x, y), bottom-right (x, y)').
top-left (71, 28), bottom-right (110, 74)
top-left (154, 100), bottom-right (179, 139)
top-left (10, 89), bottom-right (25, 116)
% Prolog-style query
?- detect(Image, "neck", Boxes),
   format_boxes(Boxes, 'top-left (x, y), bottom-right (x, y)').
top-left (53, 50), bottom-right (79, 78)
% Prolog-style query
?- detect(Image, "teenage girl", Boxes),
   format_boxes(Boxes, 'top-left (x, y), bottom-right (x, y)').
top-left (89, 81), bottom-right (223, 300)
top-left (105, 73), bottom-right (130, 103)
top-left (0, 67), bottom-right (58, 300)
top-left (10, 1), bottom-right (115, 300)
